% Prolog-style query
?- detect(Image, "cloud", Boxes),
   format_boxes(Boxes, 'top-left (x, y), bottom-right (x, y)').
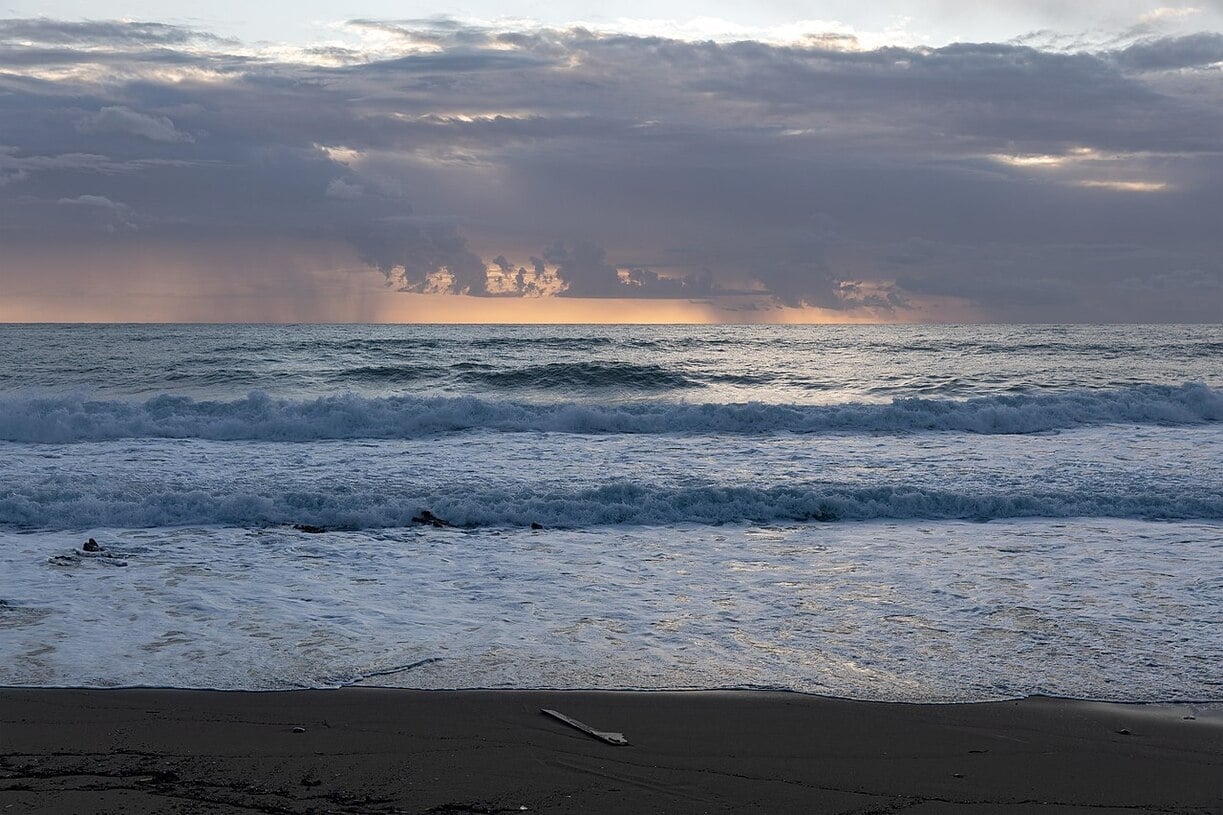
top-left (1111, 31), bottom-right (1223, 70)
top-left (0, 148), bottom-right (198, 185)
top-left (0, 17), bottom-right (1221, 320)
top-left (56, 193), bottom-right (128, 209)
top-left (0, 17), bottom-right (222, 47)
top-left (346, 215), bottom-right (490, 295)
top-left (76, 106), bottom-right (194, 143)
top-left (325, 178), bottom-right (365, 199)
top-left (890, 238), bottom-right (1223, 321)
top-left (485, 254), bottom-right (565, 296)
top-left (54, 193), bottom-right (137, 232)
top-left (541, 241), bottom-right (621, 298)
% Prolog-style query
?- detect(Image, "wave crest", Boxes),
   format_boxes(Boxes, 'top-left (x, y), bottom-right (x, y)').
top-left (0, 383), bottom-right (1217, 443)
top-left (3, 481), bottom-right (1220, 531)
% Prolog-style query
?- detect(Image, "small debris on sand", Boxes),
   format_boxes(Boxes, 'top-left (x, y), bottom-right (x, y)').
top-left (540, 708), bottom-right (629, 746)
top-left (412, 510), bottom-right (450, 528)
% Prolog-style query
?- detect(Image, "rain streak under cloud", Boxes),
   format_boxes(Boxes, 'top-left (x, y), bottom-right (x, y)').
top-left (0, 6), bottom-right (1221, 322)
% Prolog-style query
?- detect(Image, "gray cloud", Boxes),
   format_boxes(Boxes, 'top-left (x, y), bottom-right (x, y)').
top-left (542, 241), bottom-right (623, 298)
top-left (54, 193), bottom-right (137, 232)
top-left (77, 106), bottom-right (194, 143)
top-left (1111, 32), bottom-right (1223, 71)
top-left (345, 214), bottom-right (489, 295)
top-left (0, 17), bottom-right (223, 47)
top-left (0, 17), bottom-right (1220, 319)
top-left (56, 193), bottom-right (128, 209)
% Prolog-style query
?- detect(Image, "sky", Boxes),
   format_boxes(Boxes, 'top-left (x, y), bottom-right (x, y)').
top-left (1, 2), bottom-right (1221, 322)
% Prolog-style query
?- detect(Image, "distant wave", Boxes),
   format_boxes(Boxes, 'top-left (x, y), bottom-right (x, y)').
top-left (3, 481), bottom-right (1220, 530)
top-left (329, 364), bottom-right (445, 384)
top-left (330, 359), bottom-right (704, 389)
top-left (0, 383), bottom-right (1217, 443)
top-left (466, 336), bottom-right (617, 350)
top-left (454, 361), bottom-right (700, 390)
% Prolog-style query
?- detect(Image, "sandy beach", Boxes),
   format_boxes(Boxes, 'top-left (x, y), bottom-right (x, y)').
top-left (1, 688), bottom-right (1220, 813)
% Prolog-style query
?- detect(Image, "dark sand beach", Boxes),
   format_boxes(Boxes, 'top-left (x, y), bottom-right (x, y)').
top-left (2, 688), bottom-right (1220, 813)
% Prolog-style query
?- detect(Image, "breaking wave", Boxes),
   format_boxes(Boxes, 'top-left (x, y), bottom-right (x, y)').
top-left (3, 481), bottom-right (1221, 531)
top-left (0, 383), bottom-right (1217, 444)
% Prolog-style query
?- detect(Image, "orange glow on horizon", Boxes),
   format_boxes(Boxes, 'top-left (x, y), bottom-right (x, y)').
top-left (0, 240), bottom-right (974, 324)
top-left (0, 291), bottom-right (905, 324)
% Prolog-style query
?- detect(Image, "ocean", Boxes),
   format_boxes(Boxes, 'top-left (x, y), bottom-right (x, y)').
top-left (0, 323), bottom-right (1219, 702)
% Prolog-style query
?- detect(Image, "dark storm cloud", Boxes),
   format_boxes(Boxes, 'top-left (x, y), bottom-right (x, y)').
top-left (1111, 32), bottom-right (1223, 71)
top-left (893, 241), bottom-right (1223, 323)
top-left (345, 214), bottom-right (488, 295)
top-left (1, 17), bottom-right (1221, 318)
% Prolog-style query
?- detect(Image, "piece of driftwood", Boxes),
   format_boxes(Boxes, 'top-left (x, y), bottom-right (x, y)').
top-left (540, 708), bottom-right (629, 745)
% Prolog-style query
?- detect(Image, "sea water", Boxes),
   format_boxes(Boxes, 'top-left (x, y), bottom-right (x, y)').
top-left (0, 324), bottom-right (1219, 702)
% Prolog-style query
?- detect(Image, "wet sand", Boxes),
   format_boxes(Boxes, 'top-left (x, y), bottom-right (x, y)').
top-left (1, 688), bottom-right (1221, 813)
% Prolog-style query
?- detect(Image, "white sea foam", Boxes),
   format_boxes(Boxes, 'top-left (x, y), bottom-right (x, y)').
top-left (0, 383), bottom-right (1218, 443)
top-left (2, 520), bottom-right (1219, 701)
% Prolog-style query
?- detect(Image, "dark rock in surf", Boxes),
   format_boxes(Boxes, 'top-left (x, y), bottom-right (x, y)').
top-left (293, 524), bottom-right (327, 534)
top-left (77, 538), bottom-right (127, 566)
top-left (412, 510), bottom-right (450, 528)
top-left (531, 522), bottom-right (544, 530)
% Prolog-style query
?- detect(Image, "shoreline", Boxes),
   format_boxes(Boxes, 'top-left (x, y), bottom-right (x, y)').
top-left (3, 687), bottom-right (1221, 813)
top-left (6, 681), bottom-right (1223, 707)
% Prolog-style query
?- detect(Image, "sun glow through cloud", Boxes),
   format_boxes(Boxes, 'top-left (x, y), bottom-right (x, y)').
top-left (1075, 180), bottom-right (1170, 192)
top-left (989, 148), bottom-right (1175, 194)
